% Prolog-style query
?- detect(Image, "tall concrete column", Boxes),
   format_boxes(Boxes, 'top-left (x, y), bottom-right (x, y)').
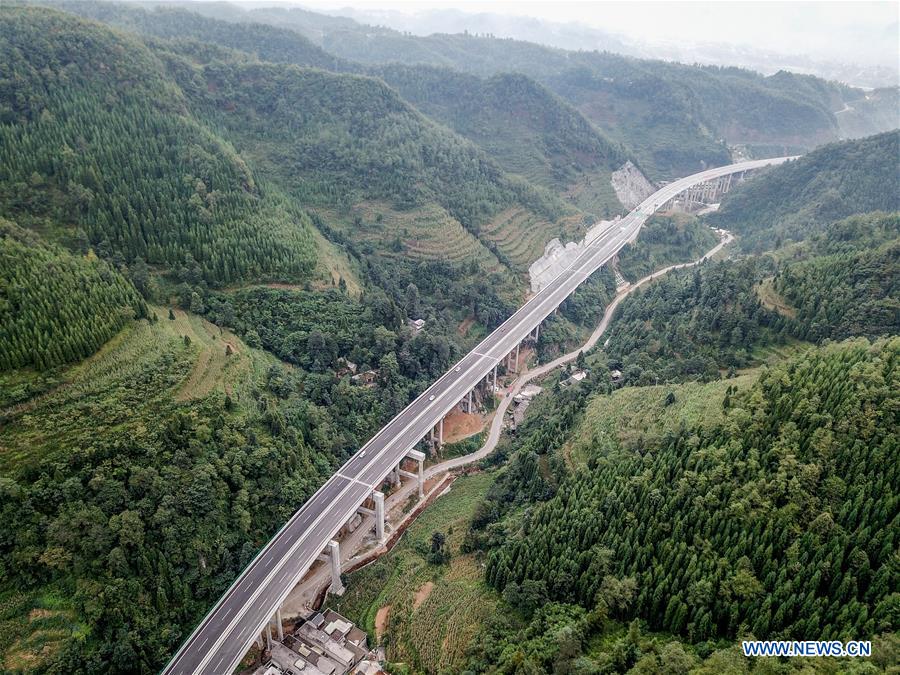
top-left (467, 389), bottom-right (473, 413)
top-left (492, 365), bottom-right (497, 391)
top-left (266, 622), bottom-right (273, 650)
top-left (514, 343), bottom-right (520, 373)
top-left (438, 418), bottom-right (444, 446)
top-left (373, 490), bottom-right (385, 542)
top-left (328, 540), bottom-right (344, 595)
top-left (430, 426), bottom-right (435, 445)
top-left (534, 324), bottom-right (540, 341)
top-left (418, 456), bottom-right (424, 499)
top-left (392, 464), bottom-right (401, 486)
top-left (276, 608), bottom-right (284, 641)
top-left (256, 635), bottom-right (264, 650)
top-left (404, 450), bottom-right (426, 499)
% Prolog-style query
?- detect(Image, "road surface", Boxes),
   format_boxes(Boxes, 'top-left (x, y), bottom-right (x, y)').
top-left (162, 157), bottom-right (791, 675)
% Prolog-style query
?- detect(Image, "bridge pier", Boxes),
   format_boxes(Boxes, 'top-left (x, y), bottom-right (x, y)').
top-left (374, 490), bottom-right (385, 543)
top-left (467, 389), bottom-right (473, 413)
top-left (438, 418), bottom-right (443, 446)
top-left (275, 608), bottom-right (283, 641)
top-left (398, 450), bottom-right (426, 498)
top-left (514, 343), bottom-right (520, 373)
top-left (410, 450), bottom-right (425, 498)
top-left (328, 540), bottom-right (344, 595)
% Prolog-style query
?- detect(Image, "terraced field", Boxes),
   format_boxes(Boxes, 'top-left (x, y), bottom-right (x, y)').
top-left (0, 308), bottom-right (273, 473)
top-left (479, 208), bottom-right (584, 270)
top-left (0, 590), bottom-right (85, 673)
top-left (323, 202), bottom-right (503, 270)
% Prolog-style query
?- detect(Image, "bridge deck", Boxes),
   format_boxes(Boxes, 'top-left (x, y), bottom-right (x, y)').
top-left (162, 156), bottom-right (794, 675)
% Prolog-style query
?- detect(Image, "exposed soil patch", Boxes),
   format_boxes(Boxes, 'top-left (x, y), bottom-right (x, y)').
top-left (441, 408), bottom-right (484, 444)
top-left (375, 605), bottom-right (391, 642)
top-left (413, 581), bottom-right (434, 610)
top-left (27, 609), bottom-right (53, 621)
top-left (756, 277), bottom-right (797, 318)
top-left (265, 282), bottom-right (305, 292)
top-left (457, 316), bottom-right (475, 337)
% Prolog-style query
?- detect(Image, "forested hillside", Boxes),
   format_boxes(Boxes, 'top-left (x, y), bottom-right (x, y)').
top-left (0, 308), bottom-right (338, 671)
top-left (0, 10), bottom-right (577, 670)
top-left (33, 1), bottom-right (899, 181)
top-left (165, 54), bottom-right (564, 227)
top-left (371, 65), bottom-right (627, 214)
top-left (0, 219), bottom-right (147, 372)
top-left (601, 258), bottom-right (783, 384)
top-left (772, 213), bottom-right (899, 342)
top-left (191, 3), bottom-right (900, 178)
top-left (711, 131), bottom-right (900, 251)
top-left (0, 3), bottom-right (896, 674)
top-left (472, 337), bottom-right (898, 670)
top-left (615, 213), bottom-right (719, 282)
top-left (34, 1), bottom-right (628, 220)
top-left (1, 4), bottom-right (585, 299)
top-left (31, 1), bottom-right (355, 72)
top-left (0, 6), bottom-right (319, 285)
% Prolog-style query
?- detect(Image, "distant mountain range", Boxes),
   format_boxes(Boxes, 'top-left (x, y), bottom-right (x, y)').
top-left (332, 5), bottom-right (900, 90)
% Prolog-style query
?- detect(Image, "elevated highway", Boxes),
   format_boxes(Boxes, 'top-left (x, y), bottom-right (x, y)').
top-left (162, 156), bottom-right (793, 675)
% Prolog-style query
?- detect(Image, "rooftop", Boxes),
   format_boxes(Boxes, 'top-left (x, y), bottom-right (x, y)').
top-left (253, 608), bottom-right (370, 675)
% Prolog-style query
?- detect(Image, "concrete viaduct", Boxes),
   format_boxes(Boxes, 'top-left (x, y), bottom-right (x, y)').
top-left (161, 156), bottom-right (794, 675)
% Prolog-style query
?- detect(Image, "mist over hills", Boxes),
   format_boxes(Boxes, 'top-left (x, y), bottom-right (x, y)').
top-left (0, 2), bottom-right (897, 673)
top-left (104, 0), bottom-right (897, 179)
top-left (331, 4), bottom-right (900, 89)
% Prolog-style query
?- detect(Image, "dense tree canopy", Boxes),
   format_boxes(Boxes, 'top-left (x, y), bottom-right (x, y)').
top-left (774, 212), bottom-right (899, 342)
top-left (710, 131), bottom-right (900, 251)
top-left (0, 7), bottom-right (320, 285)
top-left (482, 337), bottom-right (898, 643)
top-left (0, 219), bottom-right (147, 371)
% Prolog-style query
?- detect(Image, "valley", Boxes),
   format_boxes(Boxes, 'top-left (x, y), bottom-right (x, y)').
top-left (0, 3), bottom-right (896, 674)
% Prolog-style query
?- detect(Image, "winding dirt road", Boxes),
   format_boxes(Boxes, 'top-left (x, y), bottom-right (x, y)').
top-left (277, 229), bottom-right (733, 617)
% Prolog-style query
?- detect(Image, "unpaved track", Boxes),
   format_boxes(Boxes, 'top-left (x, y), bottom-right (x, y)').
top-left (426, 230), bottom-right (733, 477)
top-left (277, 231), bottom-right (733, 618)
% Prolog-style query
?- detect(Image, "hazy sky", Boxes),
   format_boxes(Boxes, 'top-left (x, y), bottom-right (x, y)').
top-left (295, 1), bottom-right (900, 68)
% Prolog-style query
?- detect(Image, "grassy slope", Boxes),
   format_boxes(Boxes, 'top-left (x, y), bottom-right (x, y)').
top-left (568, 373), bottom-right (760, 463)
top-left (0, 305), bottom-right (272, 473)
top-left (332, 472), bottom-right (499, 673)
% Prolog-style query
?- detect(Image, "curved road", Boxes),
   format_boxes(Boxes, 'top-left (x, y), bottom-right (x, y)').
top-left (431, 230), bottom-right (735, 475)
top-left (162, 158), bottom-right (791, 675)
